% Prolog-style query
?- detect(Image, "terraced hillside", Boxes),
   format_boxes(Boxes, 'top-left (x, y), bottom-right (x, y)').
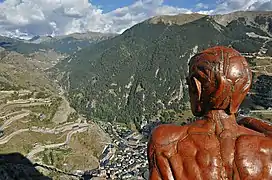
top-left (0, 32), bottom-right (115, 179)
top-left (0, 89), bottom-right (110, 179)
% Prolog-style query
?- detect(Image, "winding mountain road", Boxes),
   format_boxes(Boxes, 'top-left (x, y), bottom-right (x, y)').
top-left (0, 122), bottom-right (90, 145)
top-left (0, 87), bottom-right (98, 179)
top-left (0, 111), bottom-right (30, 130)
top-left (27, 126), bottom-right (89, 160)
top-left (0, 90), bottom-right (91, 162)
top-left (0, 129), bottom-right (29, 144)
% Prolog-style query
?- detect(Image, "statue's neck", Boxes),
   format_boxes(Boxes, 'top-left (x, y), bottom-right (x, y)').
top-left (203, 110), bottom-right (237, 136)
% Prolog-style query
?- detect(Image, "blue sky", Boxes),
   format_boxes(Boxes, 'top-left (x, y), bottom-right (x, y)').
top-left (0, 0), bottom-right (216, 8)
top-left (91, 0), bottom-right (136, 12)
top-left (0, 0), bottom-right (214, 10)
top-left (158, 0), bottom-right (216, 9)
top-left (90, 0), bottom-right (216, 12)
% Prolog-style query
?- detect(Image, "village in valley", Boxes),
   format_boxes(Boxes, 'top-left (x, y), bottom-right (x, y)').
top-left (81, 121), bottom-right (150, 179)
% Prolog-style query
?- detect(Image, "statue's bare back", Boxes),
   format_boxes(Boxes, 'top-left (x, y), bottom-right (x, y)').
top-left (148, 119), bottom-right (272, 180)
top-left (147, 46), bottom-right (272, 180)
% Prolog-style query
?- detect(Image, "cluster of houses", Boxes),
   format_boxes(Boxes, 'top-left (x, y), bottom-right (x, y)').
top-left (82, 122), bottom-right (150, 179)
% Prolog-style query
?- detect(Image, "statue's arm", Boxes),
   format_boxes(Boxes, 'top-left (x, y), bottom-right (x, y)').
top-left (237, 117), bottom-right (272, 137)
top-left (147, 136), bottom-right (177, 180)
top-left (147, 140), bottom-right (162, 180)
top-left (147, 124), bottom-right (188, 179)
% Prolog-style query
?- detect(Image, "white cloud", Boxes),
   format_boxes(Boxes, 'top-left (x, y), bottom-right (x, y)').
top-left (195, 3), bottom-right (209, 10)
top-left (0, 0), bottom-right (192, 38)
top-left (213, 0), bottom-right (272, 14)
top-left (0, 0), bottom-right (271, 39)
top-left (248, 0), bottom-right (272, 11)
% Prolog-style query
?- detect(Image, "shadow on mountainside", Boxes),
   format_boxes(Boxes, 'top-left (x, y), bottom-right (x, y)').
top-left (0, 152), bottom-right (51, 180)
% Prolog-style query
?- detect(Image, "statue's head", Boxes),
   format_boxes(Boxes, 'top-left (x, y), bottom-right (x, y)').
top-left (187, 46), bottom-right (252, 117)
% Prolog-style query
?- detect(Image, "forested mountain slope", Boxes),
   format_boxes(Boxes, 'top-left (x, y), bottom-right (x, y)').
top-left (53, 11), bottom-right (272, 128)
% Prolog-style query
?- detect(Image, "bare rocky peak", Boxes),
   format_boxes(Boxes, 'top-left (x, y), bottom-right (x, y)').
top-left (55, 31), bottom-right (116, 41)
top-left (146, 13), bottom-right (207, 25)
top-left (146, 11), bottom-right (272, 27)
top-left (27, 35), bottom-right (53, 44)
top-left (27, 31), bottom-right (116, 44)
top-left (67, 31), bottom-right (116, 40)
top-left (211, 11), bottom-right (272, 26)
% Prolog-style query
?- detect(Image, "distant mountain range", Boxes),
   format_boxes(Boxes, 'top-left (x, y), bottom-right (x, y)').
top-left (0, 31), bottom-right (116, 55)
top-left (0, 31), bottom-right (116, 95)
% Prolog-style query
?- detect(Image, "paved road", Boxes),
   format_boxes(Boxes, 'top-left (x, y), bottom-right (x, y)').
top-left (0, 110), bottom-right (28, 119)
top-left (1, 111), bottom-right (30, 130)
top-left (0, 102), bottom-right (50, 116)
top-left (0, 89), bottom-right (93, 168)
top-left (27, 126), bottom-right (88, 160)
top-left (0, 121), bottom-right (90, 144)
top-left (0, 129), bottom-right (29, 144)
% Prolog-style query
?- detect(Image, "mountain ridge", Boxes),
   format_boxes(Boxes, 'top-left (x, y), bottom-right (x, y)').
top-left (51, 11), bottom-right (272, 129)
top-left (0, 32), bottom-right (116, 55)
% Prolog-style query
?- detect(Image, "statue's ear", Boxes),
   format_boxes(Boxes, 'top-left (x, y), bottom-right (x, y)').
top-left (192, 77), bottom-right (202, 101)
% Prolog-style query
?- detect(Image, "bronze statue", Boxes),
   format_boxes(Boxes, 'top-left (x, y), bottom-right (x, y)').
top-left (147, 46), bottom-right (272, 180)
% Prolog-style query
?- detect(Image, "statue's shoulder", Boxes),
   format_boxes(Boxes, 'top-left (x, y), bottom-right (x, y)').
top-left (149, 124), bottom-right (188, 147)
top-left (147, 124), bottom-right (188, 159)
top-left (237, 116), bottom-right (272, 137)
top-left (235, 118), bottom-right (272, 179)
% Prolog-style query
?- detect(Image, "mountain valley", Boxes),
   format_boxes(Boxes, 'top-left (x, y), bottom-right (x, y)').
top-left (0, 11), bottom-right (271, 179)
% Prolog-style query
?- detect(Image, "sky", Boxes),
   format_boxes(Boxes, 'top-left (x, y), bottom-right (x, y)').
top-left (0, 0), bottom-right (271, 39)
